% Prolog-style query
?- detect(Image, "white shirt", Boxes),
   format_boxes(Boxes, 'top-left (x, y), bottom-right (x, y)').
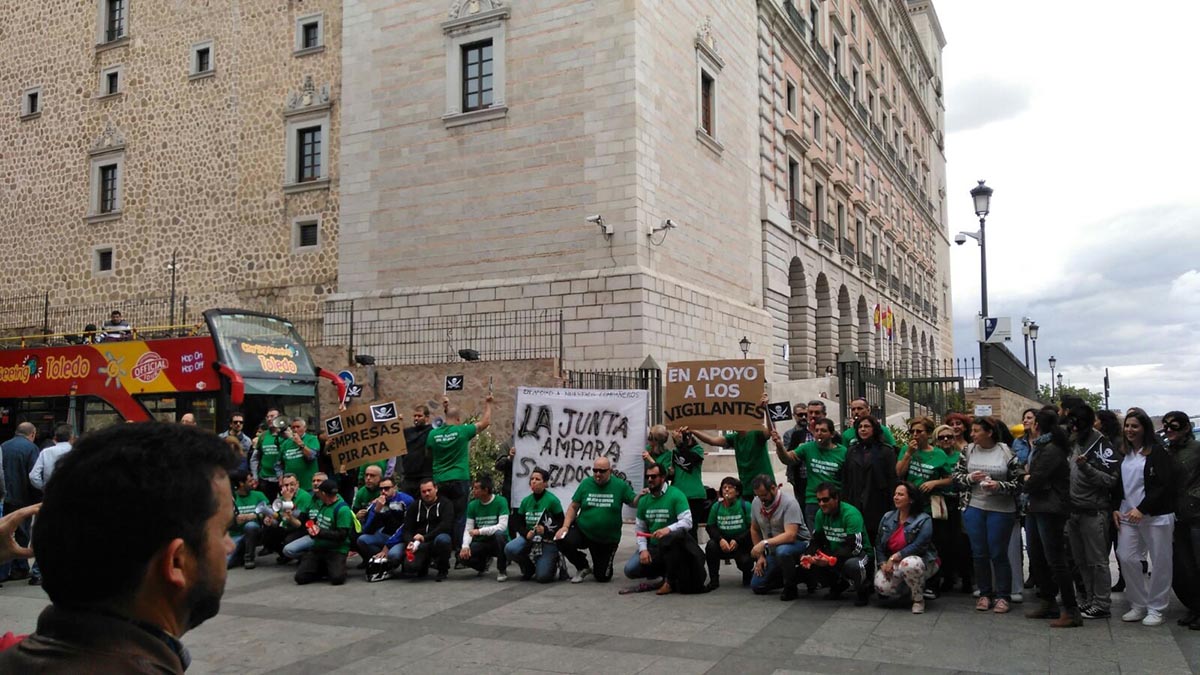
top-left (29, 441), bottom-right (72, 490)
top-left (1119, 450), bottom-right (1174, 527)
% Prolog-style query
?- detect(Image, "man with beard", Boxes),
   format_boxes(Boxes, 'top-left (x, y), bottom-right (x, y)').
top-left (0, 423), bottom-right (238, 673)
top-left (400, 405), bottom-right (434, 499)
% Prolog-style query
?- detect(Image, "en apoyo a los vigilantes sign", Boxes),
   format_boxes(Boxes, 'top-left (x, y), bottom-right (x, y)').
top-left (510, 387), bottom-right (647, 508)
top-left (323, 401), bottom-right (407, 473)
top-left (664, 359), bottom-right (765, 431)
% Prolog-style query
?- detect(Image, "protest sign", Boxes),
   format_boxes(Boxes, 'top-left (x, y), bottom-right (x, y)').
top-left (767, 401), bottom-right (793, 423)
top-left (663, 359), bottom-right (765, 430)
top-left (445, 374), bottom-right (464, 392)
top-left (511, 387), bottom-right (647, 509)
top-left (323, 400), bottom-right (407, 473)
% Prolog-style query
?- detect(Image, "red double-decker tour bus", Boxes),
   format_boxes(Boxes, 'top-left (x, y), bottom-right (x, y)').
top-left (0, 309), bottom-right (345, 441)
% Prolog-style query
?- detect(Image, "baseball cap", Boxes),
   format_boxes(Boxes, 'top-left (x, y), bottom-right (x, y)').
top-left (317, 478), bottom-right (339, 495)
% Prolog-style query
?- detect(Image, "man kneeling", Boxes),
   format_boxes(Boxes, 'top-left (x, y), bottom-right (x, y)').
top-left (505, 468), bottom-right (565, 582)
top-left (295, 479), bottom-right (355, 586)
top-left (624, 464), bottom-right (706, 594)
top-left (804, 482), bottom-right (874, 606)
top-left (402, 479), bottom-right (455, 581)
top-left (749, 474), bottom-right (811, 600)
top-left (705, 476), bottom-right (754, 590)
top-left (459, 475), bottom-right (510, 581)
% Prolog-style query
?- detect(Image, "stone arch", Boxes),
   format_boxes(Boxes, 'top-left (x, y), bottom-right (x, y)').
top-left (787, 258), bottom-right (815, 379)
top-left (837, 284), bottom-right (854, 363)
top-left (857, 295), bottom-right (873, 366)
top-left (899, 318), bottom-right (911, 376)
top-left (910, 325), bottom-right (919, 377)
top-left (815, 273), bottom-right (835, 374)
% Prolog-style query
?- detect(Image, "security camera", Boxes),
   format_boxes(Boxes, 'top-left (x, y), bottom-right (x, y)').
top-left (586, 214), bottom-right (613, 236)
top-left (585, 215), bottom-right (603, 224)
top-left (662, 219), bottom-right (677, 230)
top-left (954, 233), bottom-right (967, 246)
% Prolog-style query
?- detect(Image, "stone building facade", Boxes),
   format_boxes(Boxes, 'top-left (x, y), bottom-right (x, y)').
top-left (335, 0), bottom-right (951, 379)
top-left (2, 0), bottom-right (342, 323)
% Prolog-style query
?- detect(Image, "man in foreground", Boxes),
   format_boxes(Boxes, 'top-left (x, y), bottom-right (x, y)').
top-left (294, 479), bottom-right (355, 586)
top-left (0, 423), bottom-right (239, 673)
top-left (556, 456), bottom-right (636, 583)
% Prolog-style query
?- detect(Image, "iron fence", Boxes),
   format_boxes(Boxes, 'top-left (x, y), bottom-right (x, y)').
top-left (565, 364), bottom-right (662, 424)
top-left (0, 293), bottom-right (196, 346)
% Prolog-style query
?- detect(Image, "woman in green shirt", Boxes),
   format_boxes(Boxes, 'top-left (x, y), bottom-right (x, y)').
top-left (704, 476), bottom-right (753, 589)
top-left (896, 417), bottom-right (954, 597)
top-left (935, 423), bottom-right (971, 594)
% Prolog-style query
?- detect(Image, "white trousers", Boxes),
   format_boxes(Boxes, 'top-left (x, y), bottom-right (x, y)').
top-left (1116, 520), bottom-right (1173, 614)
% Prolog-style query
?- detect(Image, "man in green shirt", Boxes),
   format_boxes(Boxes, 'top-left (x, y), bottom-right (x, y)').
top-left (251, 408), bottom-right (283, 502)
top-left (841, 398), bottom-right (897, 447)
top-left (228, 469), bottom-right (268, 570)
top-left (352, 465), bottom-right (384, 522)
top-left (555, 456), bottom-right (636, 583)
top-left (504, 468), bottom-right (566, 583)
top-left (689, 392), bottom-right (772, 500)
top-left (624, 464), bottom-right (704, 594)
top-left (431, 393), bottom-right (493, 552)
top-left (279, 418), bottom-right (319, 490)
top-left (670, 428), bottom-right (707, 537)
top-left (459, 474), bottom-right (511, 581)
top-left (295, 479), bottom-right (355, 586)
top-left (774, 418), bottom-right (846, 529)
top-left (806, 482), bottom-right (874, 605)
top-left (705, 476), bottom-right (754, 589)
top-left (261, 473), bottom-right (313, 563)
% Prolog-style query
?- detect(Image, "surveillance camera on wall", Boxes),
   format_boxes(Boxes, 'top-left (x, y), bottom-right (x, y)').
top-left (662, 219), bottom-right (677, 230)
top-left (954, 233), bottom-right (967, 246)
top-left (585, 214), bottom-right (613, 236)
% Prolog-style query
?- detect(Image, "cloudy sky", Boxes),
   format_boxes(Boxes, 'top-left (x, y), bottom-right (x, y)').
top-left (939, 1), bottom-right (1200, 415)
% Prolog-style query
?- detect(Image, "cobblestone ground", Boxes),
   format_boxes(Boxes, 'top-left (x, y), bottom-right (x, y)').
top-left (4, 524), bottom-right (1199, 674)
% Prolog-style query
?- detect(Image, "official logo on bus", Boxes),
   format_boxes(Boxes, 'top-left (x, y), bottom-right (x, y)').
top-left (132, 352), bottom-right (169, 383)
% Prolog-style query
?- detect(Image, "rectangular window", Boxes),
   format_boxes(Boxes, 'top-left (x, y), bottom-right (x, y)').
top-left (294, 218), bottom-right (320, 250)
top-left (95, 247), bottom-right (114, 273)
top-left (835, 137), bottom-right (843, 166)
top-left (462, 40), bottom-right (494, 113)
top-left (815, 182), bottom-right (825, 221)
top-left (196, 47), bottom-right (210, 73)
top-left (99, 164), bottom-right (119, 213)
top-left (837, 203), bottom-right (846, 243)
top-left (867, 40), bottom-right (872, 63)
top-left (856, 219), bottom-right (864, 253)
top-left (22, 88), bottom-right (41, 117)
top-left (850, 12), bottom-right (857, 35)
top-left (700, 70), bottom-right (715, 136)
top-left (832, 37), bottom-right (841, 74)
top-left (786, 80), bottom-right (797, 117)
top-left (100, 66), bottom-right (122, 96)
top-left (297, 126), bottom-right (321, 183)
top-left (295, 13), bottom-right (324, 53)
top-left (105, 0), bottom-right (126, 42)
top-left (854, 159), bottom-right (861, 186)
top-left (788, 158), bottom-right (801, 219)
top-left (813, 109), bottom-right (822, 144)
top-left (302, 22), bottom-right (320, 49)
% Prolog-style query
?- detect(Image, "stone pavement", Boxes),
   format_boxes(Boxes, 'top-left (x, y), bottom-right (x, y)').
top-left (4, 525), bottom-right (1199, 675)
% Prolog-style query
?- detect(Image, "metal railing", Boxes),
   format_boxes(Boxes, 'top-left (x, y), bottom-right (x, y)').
top-left (819, 221), bottom-right (836, 247)
top-left (565, 365), bottom-right (663, 424)
top-left (859, 252), bottom-right (874, 270)
top-left (811, 39), bottom-right (830, 69)
top-left (890, 275), bottom-right (901, 292)
top-left (836, 74), bottom-right (852, 98)
top-left (789, 199), bottom-right (811, 229)
top-left (0, 292), bottom-right (195, 348)
top-left (841, 238), bottom-right (856, 259)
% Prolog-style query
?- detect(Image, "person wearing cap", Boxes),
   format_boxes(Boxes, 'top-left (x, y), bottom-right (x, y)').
top-left (294, 479), bottom-right (355, 585)
top-left (402, 479), bottom-right (456, 581)
top-left (228, 470), bottom-right (268, 570)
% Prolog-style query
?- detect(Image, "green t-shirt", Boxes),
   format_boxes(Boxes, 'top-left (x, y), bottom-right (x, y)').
top-left (842, 425), bottom-right (897, 448)
top-left (466, 495), bottom-right (510, 541)
top-left (312, 498), bottom-right (355, 553)
top-left (571, 476), bottom-right (636, 544)
top-left (256, 432), bottom-right (281, 480)
top-left (280, 433), bottom-right (319, 487)
top-left (724, 430), bottom-right (773, 487)
top-left (813, 501), bottom-right (872, 557)
top-left (357, 460), bottom-right (389, 484)
top-left (352, 486), bottom-right (381, 512)
top-left (428, 423), bottom-right (477, 482)
top-left (277, 488), bottom-right (313, 529)
top-left (231, 490), bottom-right (268, 536)
top-left (517, 491), bottom-right (564, 532)
top-left (900, 446), bottom-right (953, 492)
top-left (707, 498), bottom-right (753, 538)
top-left (669, 443), bottom-right (706, 500)
top-left (796, 441), bottom-right (847, 504)
top-left (636, 485), bottom-right (689, 547)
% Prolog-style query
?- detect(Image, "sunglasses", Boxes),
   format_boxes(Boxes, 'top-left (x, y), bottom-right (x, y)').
top-left (593, 468), bottom-right (610, 474)
top-left (936, 435), bottom-right (953, 441)
top-left (1164, 423), bottom-right (1185, 432)
top-left (816, 496), bottom-right (833, 504)
top-left (380, 485), bottom-right (395, 491)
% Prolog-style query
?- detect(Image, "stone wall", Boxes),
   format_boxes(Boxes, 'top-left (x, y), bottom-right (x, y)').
top-left (967, 386), bottom-right (1043, 426)
top-left (1, 0), bottom-right (341, 318)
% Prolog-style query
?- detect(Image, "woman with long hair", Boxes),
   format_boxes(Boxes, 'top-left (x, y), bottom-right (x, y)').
top-left (874, 481), bottom-right (939, 613)
top-left (843, 414), bottom-right (898, 557)
top-left (1114, 409), bottom-right (1177, 626)
top-left (952, 416), bottom-right (1023, 613)
top-left (935, 423), bottom-right (971, 593)
top-left (896, 417), bottom-right (954, 598)
top-left (945, 413), bottom-right (972, 453)
top-left (1023, 410), bottom-right (1080, 627)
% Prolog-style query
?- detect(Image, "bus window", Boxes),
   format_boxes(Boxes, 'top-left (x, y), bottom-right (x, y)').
top-left (82, 398), bottom-right (122, 434)
top-left (137, 394), bottom-right (218, 430)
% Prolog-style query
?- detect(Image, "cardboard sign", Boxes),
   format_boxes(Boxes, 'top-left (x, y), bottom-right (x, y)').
top-left (445, 374), bottom-right (464, 392)
top-left (767, 401), bottom-right (793, 423)
top-left (663, 359), bottom-right (766, 430)
top-left (510, 387), bottom-right (647, 513)
top-left (323, 400), bottom-right (407, 473)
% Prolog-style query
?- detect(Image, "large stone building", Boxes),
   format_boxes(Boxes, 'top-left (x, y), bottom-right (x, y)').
top-left (335, 0), bottom-right (950, 378)
top-left (2, 0), bottom-right (342, 323)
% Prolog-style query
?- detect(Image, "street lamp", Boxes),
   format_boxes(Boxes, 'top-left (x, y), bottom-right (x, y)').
top-left (961, 180), bottom-right (994, 385)
top-left (1029, 322), bottom-right (1040, 383)
top-left (1049, 355), bottom-right (1057, 398)
top-left (739, 336), bottom-right (751, 358)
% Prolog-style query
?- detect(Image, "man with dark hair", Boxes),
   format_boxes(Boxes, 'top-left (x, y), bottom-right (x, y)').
top-left (0, 422), bottom-right (39, 582)
top-left (0, 423), bottom-right (239, 673)
top-left (402, 479), bottom-right (455, 581)
top-left (356, 477), bottom-right (414, 576)
top-left (294, 479), bottom-right (355, 586)
top-left (460, 474), bottom-right (510, 580)
top-left (1163, 410), bottom-right (1200, 629)
top-left (555, 456), bottom-right (637, 583)
top-left (841, 398), bottom-right (896, 447)
top-left (400, 405), bottom-right (434, 499)
top-left (624, 463), bottom-right (704, 595)
top-left (261, 473), bottom-right (313, 564)
top-left (774, 417), bottom-right (846, 530)
top-left (228, 469), bottom-right (268, 570)
top-left (431, 394), bottom-right (493, 553)
top-left (705, 476), bottom-right (754, 590)
top-left (251, 409), bottom-right (284, 502)
top-left (806, 482), bottom-right (874, 606)
top-left (101, 309), bottom-right (132, 341)
top-left (219, 413), bottom-right (252, 473)
top-left (749, 473), bottom-right (810, 600)
top-left (505, 468), bottom-right (565, 583)
top-left (781, 400), bottom-right (825, 504)
top-left (1064, 404), bottom-right (1120, 620)
top-left (28, 424), bottom-right (73, 492)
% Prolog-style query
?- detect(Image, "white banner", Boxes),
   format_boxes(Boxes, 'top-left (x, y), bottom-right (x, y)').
top-left (511, 387), bottom-right (648, 511)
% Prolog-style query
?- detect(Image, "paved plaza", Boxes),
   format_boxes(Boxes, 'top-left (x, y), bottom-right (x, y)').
top-left (4, 524), bottom-right (1199, 675)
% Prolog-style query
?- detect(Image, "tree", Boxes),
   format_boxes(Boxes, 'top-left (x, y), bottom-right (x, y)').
top-left (1038, 383), bottom-right (1103, 410)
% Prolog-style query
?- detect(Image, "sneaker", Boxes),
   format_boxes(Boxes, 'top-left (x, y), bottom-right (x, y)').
top-left (1121, 608), bottom-right (1147, 622)
top-left (1142, 612), bottom-right (1164, 627)
top-left (993, 599), bottom-right (1011, 614)
top-left (912, 599), bottom-right (926, 614)
top-left (975, 596), bottom-right (991, 611)
top-left (923, 588), bottom-right (937, 600)
top-left (244, 560), bottom-right (257, 570)
top-left (496, 573), bottom-right (508, 582)
top-left (1010, 592), bottom-right (1023, 603)
top-left (570, 568), bottom-right (592, 584)
top-left (972, 589), bottom-right (981, 598)
top-left (1081, 605), bottom-right (1111, 620)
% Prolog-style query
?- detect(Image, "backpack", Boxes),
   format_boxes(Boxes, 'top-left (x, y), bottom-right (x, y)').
top-left (332, 501), bottom-right (363, 535)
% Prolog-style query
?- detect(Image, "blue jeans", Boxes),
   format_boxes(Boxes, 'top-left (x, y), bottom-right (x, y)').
top-left (624, 548), bottom-right (664, 580)
top-left (283, 534), bottom-right (315, 560)
top-left (357, 531), bottom-right (404, 564)
top-left (750, 541), bottom-right (808, 593)
top-left (228, 522), bottom-right (262, 566)
top-left (504, 535), bottom-right (560, 582)
top-left (963, 506), bottom-right (1015, 600)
